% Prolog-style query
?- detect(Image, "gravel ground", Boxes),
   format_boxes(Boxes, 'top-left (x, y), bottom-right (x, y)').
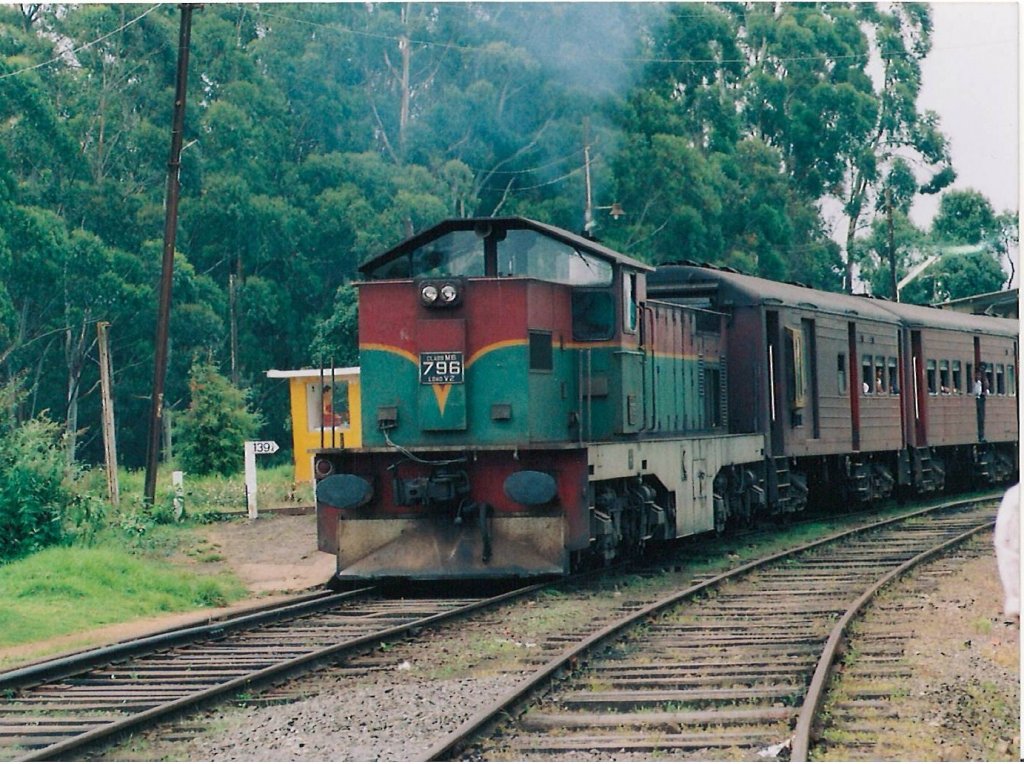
top-left (99, 511), bottom-right (1019, 763)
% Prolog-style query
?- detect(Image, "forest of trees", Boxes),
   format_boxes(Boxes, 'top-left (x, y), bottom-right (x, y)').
top-left (0, 3), bottom-right (1017, 470)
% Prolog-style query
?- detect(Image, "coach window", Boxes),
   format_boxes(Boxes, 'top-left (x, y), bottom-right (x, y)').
top-left (837, 354), bottom-right (847, 395)
top-left (966, 363), bottom-right (974, 393)
top-left (861, 355), bottom-right (873, 394)
top-left (887, 357), bottom-right (898, 394)
top-left (939, 360), bottom-right (951, 394)
top-left (952, 360), bottom-right (962, 394)
top-left (995, 364), bottom-right (1005, 395)
top-left (623, 273), bottom-right (638, 333)
top-left (984, 363), bottom-right (995, 395)
top-left (873, 357), bottom-right (885, 393)
top-left (1009, 365), bottom-right (1016, 396)
top-left (926, 360), bottom-right (937, 395)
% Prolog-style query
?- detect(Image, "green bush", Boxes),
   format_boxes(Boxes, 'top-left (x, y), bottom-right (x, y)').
top-left (175, 360), bottom-right (263, 476)
top-left (0, 416), bottom-right (104, 562)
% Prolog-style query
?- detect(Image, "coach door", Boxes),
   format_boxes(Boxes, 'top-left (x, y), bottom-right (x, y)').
top-left (766, 311), bottom-right (785, 454)
top-left (912, 330), bottom-right (927, 443)
top-left (848, 322), bottom-right (860, 451)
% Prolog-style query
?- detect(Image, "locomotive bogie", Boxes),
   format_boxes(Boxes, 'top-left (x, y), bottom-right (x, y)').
top-left (587, 434), bottom-right (765, 538)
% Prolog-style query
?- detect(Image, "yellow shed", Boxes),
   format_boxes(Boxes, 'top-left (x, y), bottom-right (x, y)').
top-left (266, 367), bottom-right (361, 482)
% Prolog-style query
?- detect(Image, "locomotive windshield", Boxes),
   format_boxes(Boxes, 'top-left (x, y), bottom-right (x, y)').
top-left (366, 228), bottom-right (613, 286)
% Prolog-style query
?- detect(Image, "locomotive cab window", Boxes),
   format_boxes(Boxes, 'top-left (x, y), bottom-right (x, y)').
top-left (572, 290), bottom-right (615, 341)
top-left (623, 272), bottom-right (638, 334)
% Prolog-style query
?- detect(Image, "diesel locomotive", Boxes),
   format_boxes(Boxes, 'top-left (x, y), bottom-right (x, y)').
top-left (313, 217), bottom-right (1019, 581)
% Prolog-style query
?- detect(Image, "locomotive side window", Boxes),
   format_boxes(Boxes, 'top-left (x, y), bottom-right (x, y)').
top-left (953, 360), bottom-right (962, 394)
top-left (837, 354), bottom-right (847, 394)
top-left (572, 290), bottom-right (615, 341)
top-left (529, 331), bottom-right (553, 371)
top-left (926, 359), bottom-right (937, 395)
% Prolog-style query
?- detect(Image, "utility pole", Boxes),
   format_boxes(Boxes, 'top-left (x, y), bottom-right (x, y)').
top-left (886, 185), bottom-right (897, 302)
top-left (97, 321), bottom-right (119, 508)
top-left (145, 4), bottom-right (196, 506)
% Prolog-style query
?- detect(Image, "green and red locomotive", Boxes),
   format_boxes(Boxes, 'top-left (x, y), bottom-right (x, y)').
top-left (314, 217), bottom-right (1018, 581)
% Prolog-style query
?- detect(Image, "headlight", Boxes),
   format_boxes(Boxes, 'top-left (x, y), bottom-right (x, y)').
top-left (417, 278), bottom-right (464, 309)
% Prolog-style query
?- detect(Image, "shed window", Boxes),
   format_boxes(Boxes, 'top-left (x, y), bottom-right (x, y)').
top-left (837, 354), bottom-right (847, 395)
top-left (952, 361), bottom-right (962, 394)
top-left (996, 364), bottom-right (1005, 395)
top-left (309, 381), bottom-right (349, 430)
top-left (862, 355), bottom-right (873, 395)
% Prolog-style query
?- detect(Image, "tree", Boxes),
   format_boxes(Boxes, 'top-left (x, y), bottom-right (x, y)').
top-left (175, 360), bottom-right (262, 476)
top-left (931, 189), bottom-right (1001, 245)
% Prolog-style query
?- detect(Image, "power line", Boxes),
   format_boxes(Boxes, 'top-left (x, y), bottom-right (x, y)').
top-left (0, 4), bottom-right (163, 80)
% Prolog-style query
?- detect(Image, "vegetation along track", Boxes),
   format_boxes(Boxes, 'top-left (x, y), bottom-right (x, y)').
top-left (429, 498), bottom-right (1000, 762)
top-left (0, 583), bottom-right (546, 761)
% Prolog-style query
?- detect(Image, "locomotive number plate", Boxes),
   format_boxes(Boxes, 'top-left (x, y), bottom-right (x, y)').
top-left (420, 352), bottom-right (464, 384)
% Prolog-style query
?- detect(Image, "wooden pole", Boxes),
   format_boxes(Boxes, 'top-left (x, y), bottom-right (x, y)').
top-left (145, 4), bottom-right (195, 505)
top-left (97, 321), bottom-right (120, 508)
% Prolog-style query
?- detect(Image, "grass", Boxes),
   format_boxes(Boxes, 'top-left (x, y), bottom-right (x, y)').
top-left (0, 546), bottom-right (246, 648)
top-left (0, 462), bottom-right (303, 655)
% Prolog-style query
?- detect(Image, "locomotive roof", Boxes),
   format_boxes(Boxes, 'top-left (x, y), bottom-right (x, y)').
top-left (650, 264), bottom-right (1019, 338)
top-left (358, 217), bottom-right (653, 276)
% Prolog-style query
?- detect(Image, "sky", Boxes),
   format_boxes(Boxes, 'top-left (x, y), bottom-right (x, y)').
top-left (914, 2), bottom-right (1019, 223)
top-left (913, 2), bottom-right (1019, 282)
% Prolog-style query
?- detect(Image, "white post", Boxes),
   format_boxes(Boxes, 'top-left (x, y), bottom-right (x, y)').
top-left (244, 441), bottom-right (258, 519)
top-left (172, 470), bottom-right (185, 520)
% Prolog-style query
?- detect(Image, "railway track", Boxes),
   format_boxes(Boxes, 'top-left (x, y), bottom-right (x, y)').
top-left (0, 583), bottom-right (543, 761)
top-left (427, 497), bottom-right (999, 762)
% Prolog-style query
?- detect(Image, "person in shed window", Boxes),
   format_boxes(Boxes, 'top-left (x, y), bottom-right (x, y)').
top-left (973, 367), bottom-right (987, 441)
top-left (995, 484), bottom-right (1019, 621)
